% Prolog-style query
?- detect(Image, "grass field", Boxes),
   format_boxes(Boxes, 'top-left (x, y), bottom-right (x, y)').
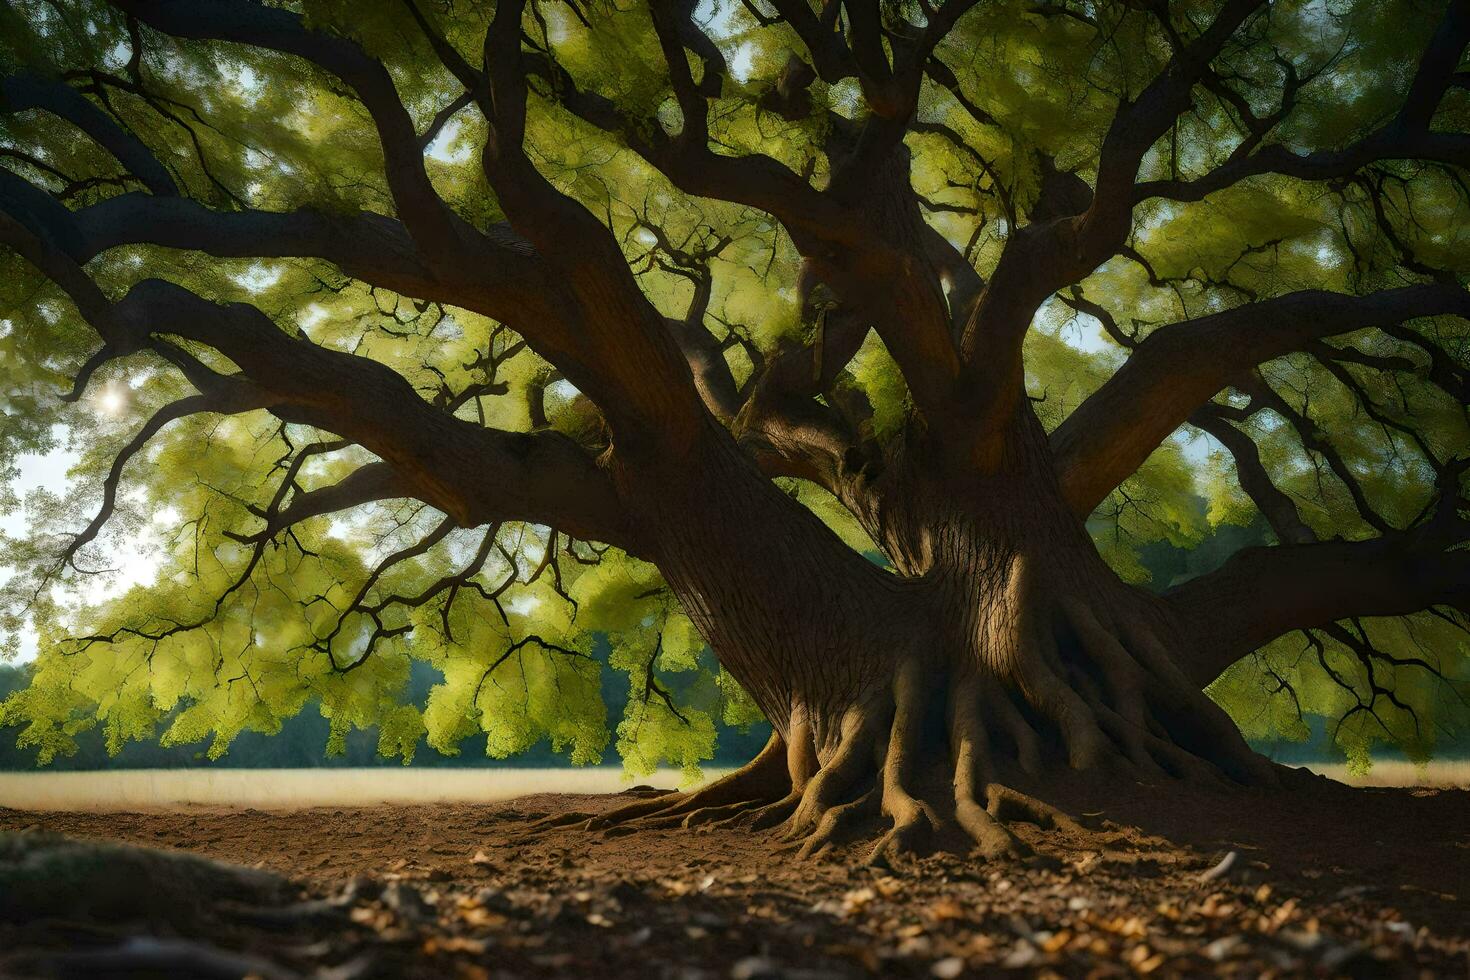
top-left (0, 760), bottom-right (1465, 811)
top-left (0, 766), bottom-right (723, 811)
top-left (1307, 759), bottom-right (1470, 788)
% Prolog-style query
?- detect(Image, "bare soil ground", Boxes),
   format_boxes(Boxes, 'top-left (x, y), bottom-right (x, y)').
top-left (1, 772), bottom-right (1467, 978)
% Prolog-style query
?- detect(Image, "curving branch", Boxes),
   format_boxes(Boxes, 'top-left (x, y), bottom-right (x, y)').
top-left (55, 392), bottom-right (263, 576)
top-left (1231, 372), bottom-right (1395, 535)
top-left (0, 195), bottom-right (641, 555)
top-left (1170, 458), bottom-right (1470, 686)
top-left (64, 193), bottom-right (531, 308)
top-left (469, 0), bottom-right (713, 442)
top-left (1051, 284), bottom-right (1470, 516)
top-left (111, 0), bottom-right (465, 262)
top-left (0, 72), bottom-right (177, 196)
top-left (1170, 536), bottom-right (1470, 688)
top-left (956, 0), bottom-right (1269, 431)
top-left (87, 2), bottom-right (701, 435)
top-left (109, 277), bottom-right (640, 550)
top-left (1187, 402), bottom-right (1317, 546)
top-left (226, 462), bottom-right (412, 547)
top-left (1137, 0), bottom-right (1470, 203)
top-left (317, 514), bottom-right (456, 670)
top-left (517, 4), bottom-right (963, 422)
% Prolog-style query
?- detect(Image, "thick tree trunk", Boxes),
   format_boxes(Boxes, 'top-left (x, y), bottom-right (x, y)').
top-left (572, 405), bottom-right (1285, 863)
top-left (615, 418), bottom-right (920, 740)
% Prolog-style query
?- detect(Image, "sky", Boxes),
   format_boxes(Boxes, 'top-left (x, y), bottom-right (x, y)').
top-left (3, 440), bottom-right (166, 663)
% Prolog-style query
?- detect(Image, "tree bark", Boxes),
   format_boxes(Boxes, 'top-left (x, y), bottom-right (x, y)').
top-left (587, 403), bottom-right (1283, 863)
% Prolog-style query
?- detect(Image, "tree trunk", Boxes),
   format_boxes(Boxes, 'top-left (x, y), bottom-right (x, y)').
top-left (572, 405), bottom-right (1283, 864)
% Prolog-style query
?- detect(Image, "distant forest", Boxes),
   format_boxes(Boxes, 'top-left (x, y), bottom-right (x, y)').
top-left (1, 515), bottom-right (1459, 769)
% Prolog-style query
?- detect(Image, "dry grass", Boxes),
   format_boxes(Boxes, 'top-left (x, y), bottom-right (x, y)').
top-left (0, 767), bottom-right (727, 811)
top-left (0, 760), bottom-right (1464, 812)
top-left (1305, 759), bottom-right (1470, 788)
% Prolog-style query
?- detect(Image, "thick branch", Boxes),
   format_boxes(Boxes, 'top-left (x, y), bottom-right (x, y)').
top-left (957, 0), bottom-right (1267, 438)
top-left (0, 72), bottom-right (177, 196)
top-left (110, 278), bottom-right (639, 550)
top-left (1052, 284), bottom-right (1470, 516)
top-left (7, 160), bottom-right (696, 459)
top-left (0, 195), bottom-right (639, 552)
top-left (1169, 534), bottom-right (1470, 687)
top-left (474, 0), bottom-right (709, 443)
top-left (110, 0), bottom-right (465, 262)
top-left (67, 193), bottom-right (449, 287)
top-left (520, 24), bottom-right (960, 422)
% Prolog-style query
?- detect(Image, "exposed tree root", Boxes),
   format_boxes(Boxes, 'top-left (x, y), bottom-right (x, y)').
top-left (534, 727), bottom-right (794, 834)
top-left (534, 586), bottom-right (1297, 872)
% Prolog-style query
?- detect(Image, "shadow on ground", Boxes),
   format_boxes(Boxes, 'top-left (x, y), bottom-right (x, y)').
top-left (1, 772), bottom-right (1466, 977)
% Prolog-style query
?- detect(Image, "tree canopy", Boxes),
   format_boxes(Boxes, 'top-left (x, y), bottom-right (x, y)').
top-left (0, 0), bottom-right (1467, 777)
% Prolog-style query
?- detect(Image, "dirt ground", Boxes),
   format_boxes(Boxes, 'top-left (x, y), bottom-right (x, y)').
top-left (1, 771), bottom-right (1467, 978)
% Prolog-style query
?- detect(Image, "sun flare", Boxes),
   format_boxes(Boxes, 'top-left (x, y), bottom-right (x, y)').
top-left (98, 386), bottom-right (126, 416)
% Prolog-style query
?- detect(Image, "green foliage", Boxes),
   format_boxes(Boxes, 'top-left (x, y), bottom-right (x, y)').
top-left (1210, 614), bottom-right (1470, 769)
top-left (0, 0), bottom-right (1466, 775)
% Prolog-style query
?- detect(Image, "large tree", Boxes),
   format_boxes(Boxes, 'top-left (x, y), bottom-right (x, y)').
top-left (1, 0), bottom-right (1468, 860)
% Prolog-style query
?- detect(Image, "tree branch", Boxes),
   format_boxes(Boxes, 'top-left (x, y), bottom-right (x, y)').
top-left (0, 199), bottom-right (640, 554)
top-left (0, 72), bottom-right (177, 196)
top-left (56, 393), bottom-right (262, 575)
top-left (111, 277), bottom-right (640, 550)
top-left (1051, 284), bottom-right (1470, 516)
top-left (226, 462), bottom-right (412, 545)
top-left (1137, 0), bottom-right (1470, 202)
top-left (110, 0), bottom-right (466, 262)
top-left (1169, 534), bottom-right (1470, 687)
top-left (1188, 402), bottom-right (1317, 546)
top-left (471, 0), bottom-right (711, 443)
top-left (519, 13), bottom-right (961, 422)
top-left (957, 0), bottom-right (1268, 442)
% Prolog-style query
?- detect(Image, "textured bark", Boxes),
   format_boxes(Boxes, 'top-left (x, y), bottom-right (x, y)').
top-left (584, 404), bottom-right (1284, 863)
